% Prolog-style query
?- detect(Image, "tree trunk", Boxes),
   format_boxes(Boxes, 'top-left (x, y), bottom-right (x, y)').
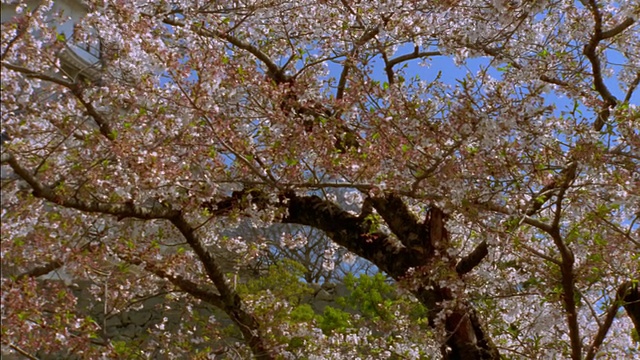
top-left (206, 190), bottom-right (499, 358)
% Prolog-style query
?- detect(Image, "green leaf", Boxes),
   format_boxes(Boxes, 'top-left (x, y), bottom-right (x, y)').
top-left (318, 306), bottom-right (351, 334)
top-left (290, 304), bottom-right (315, 322)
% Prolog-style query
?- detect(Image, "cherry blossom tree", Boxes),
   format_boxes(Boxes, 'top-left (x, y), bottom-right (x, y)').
top-left (2, 0), bottom-right (639, 359)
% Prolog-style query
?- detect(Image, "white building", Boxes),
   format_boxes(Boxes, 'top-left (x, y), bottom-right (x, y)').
top-left (1, 0), bottom-right (102, 80)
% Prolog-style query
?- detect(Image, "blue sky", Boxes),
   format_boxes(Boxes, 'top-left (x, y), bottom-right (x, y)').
top-left (323, 45), bottom-right (638, 125)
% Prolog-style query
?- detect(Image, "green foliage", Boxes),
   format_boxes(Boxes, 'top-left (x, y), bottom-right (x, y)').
top-left (287, 336), bottom-right (307, 351)
top-left (342, 272), bottom-right (396, 321)
top-left (112, 339), bottom-right (147, 359)
top-left (337, 272), bottom-right (430, 330)
top-left (290, 304), bottom-right (315, 322)
top-left (238, 258), bottom-right (314, 304)
top-left (317, 306), bottom-right (351, 334)
top-left (362, 213), bottom-right (383, 233)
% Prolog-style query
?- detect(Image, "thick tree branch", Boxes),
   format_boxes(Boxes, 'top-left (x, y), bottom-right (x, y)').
top-left (170, 215), bottom-right (275, 359)
top-left (548, 173), bottom-right (580, 360)
top-left (15, 260), bottom-right (64, 281)
top-left (283, 192), bottom-right (423, 276)
top-left (624, 71), bottom-right (640, 104)
top-left (286, 193), bottom-right (498, 359)
top-left (601, 17), bottom-right (635, 39)
top-left (620, 280), bottom-right (640, 337)
top-left (125, 256), bottom-right (225, 309)
top-left (583, 0), bottom-right (621, 131)
top-left (585, 281), bottom-right (639, 360)
top-left (5, 152), bottom-right (179, 220)
top-left (550, 227), bottom-right (581, 360)
top-left (369, 193), bottom-right (432, 256)
top-left (206, 190), bottom-right (500, 359)
top-left (547, 163), bottom-right (581, 360)
top-left (456, 241), bottom-right (488, 275)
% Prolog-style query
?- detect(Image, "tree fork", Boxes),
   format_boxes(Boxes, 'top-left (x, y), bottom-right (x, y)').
top-left (207, 189), bottom-right (499, 359)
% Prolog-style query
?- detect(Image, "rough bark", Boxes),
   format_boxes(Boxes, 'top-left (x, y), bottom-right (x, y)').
top-left (585, 280), bottom-right (640, 360)
top-left (208, 189), bottom-right (498, 359)
top-left (620, 281), bottom-right (640, 336)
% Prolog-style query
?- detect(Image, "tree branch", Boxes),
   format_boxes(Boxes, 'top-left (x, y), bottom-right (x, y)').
top-left (207, 189), bottom-right (500, 359)
top-left (2, 61), bottom-right (75, 87)
top-left (337, 26), bottom-right (381, 100)
top-left (585, 281), bottom-right (639, 360)
top-left (456, 241), bottom-right (488, 275)
top-left (8, 344), bottom-right (38, 360)
top-left (7, 151), bottom-right (274, 359)
top-left (601, 17), bottom-right (635, 39)
top-left (15, 260), bottom-right (64, 281)
top-left (517, 242), bottom-right (562, 266)
top-left (2, 61), bottom-right (115, 140)
top-left (125, 256), bottom-right (225, 309)
top-left (169, 215), bottom-right (275, 359)
top-left (545, 166), bottom-right (581, 360)
top-left (478, 201), bottom-right (554, 232)
top-left (551, 161), bottom-right (577, 229)
top-left (283, 191), bottom-right (423, 276)
top-left (620, 280), bottom-right (640, 337)
top-left (369, 193), bottom-right (432, 256)
top-left (162, 18), bottom-right (287, 83)
top-left (386, 47), bottom-right (440, 72)
top-left (624, 71), bottom-right (640, 104)
top-left (5, 152), bottom-right (179, 220)
top-left (583, 0), bottom-right (619, 131)
top-left (70, 87), bottom-right (116, 141)
top-left (285, 193), bottom-right (498, 359)
top-left (549, 225), bottom-right (580, 360)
